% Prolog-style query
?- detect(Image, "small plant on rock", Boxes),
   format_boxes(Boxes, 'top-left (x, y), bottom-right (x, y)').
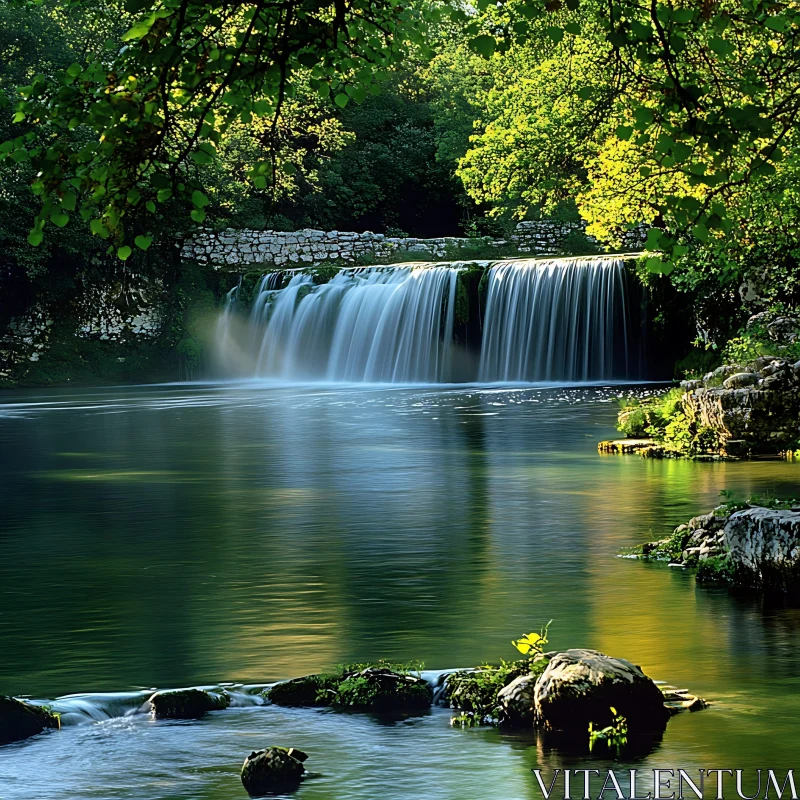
top-left (589, 707), bottom-right (628, 754)
top-left (447, 622), bottom-right (552, 727)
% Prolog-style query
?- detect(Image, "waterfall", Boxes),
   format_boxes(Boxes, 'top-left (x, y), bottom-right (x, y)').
top-left (249, 266), bottom-right (460, 382)
top-left (478, 257), bottom-right (632, 382)
top-left (216, 255), bottom-right (639, 384)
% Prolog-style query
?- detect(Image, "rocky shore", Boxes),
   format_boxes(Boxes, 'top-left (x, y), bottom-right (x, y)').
top-left (611, 355), bottom-right (800, 458)
top-left (634, 503), bottom-right (800, 590)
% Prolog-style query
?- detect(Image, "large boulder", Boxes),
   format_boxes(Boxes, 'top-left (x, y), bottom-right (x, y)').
top-left (497, 674), bottom-right (537, 727)
top-left (724, 507), bottom-right (800, 589)
top-left (0, 696), bottom-right (60, 745)
top-left (241, 747), bottom-right (307, 796)
top-left (333, 668), bottom-right (432, 713)
top-left (533, 649), bottom-right (669, 734)
top-left (266, 675), bottom-right (332, 707)
top-left (148, 689), bottom-right (229, 720)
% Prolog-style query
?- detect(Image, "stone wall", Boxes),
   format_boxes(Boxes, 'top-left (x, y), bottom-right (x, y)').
top-left (181, 220), bottom-right (646, 270)
top-left (0, 271), bottom-right (164, 381)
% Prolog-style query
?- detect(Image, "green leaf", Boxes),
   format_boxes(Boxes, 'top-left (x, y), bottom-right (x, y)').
top-left (253, 175), bottom-right (267, 190)
top-left (191, 190), bottom-right (209, 208)
top-left (334, 93), bottom-right (349, 108)
top-left (27, 228), bottom-right (43, 246)
top-left (146, 201), bottom-right (156, 213)
top-left (67, 63), bottom-right (82, 78)
top-left (615, 125), bottom-right (633, 140)
top-left (764, 15), bottom-right (789, 32)
top-left (12, 112), bottom-right (25, 123)
top-left (564, 22), bottom-right (581, 35)
top-left (50, 212), bottom-right (69, 228)
top-left (190, 208), bottom-right (206, 223)
top-left (470, 35), bottom-right (496, 59)
top-left (90, 219), bottom-right (108, 238)
top-left (117, 245), bottom-right (132, 261)
top-left (644, 228), bottom-right (665, 250)
top-left (157, 188), bottom-right (173, 202)
top-left (708, 37), bottom-right (734, 57)
top-left (134, 235), bottom-right (152, 250)
top-left (190, 149), bottom-right (212, 164)
top-left (546, 26), bottom-right (564, 44)
top-left (61, 192), bottom-right (76, 211)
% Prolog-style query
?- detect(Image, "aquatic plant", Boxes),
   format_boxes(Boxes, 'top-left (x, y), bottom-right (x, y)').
top-left (588, 707), bottom-right (628, 754)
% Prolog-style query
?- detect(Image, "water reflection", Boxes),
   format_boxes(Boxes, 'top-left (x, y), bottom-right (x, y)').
top-left (1, 383), bottom-right (800, 798)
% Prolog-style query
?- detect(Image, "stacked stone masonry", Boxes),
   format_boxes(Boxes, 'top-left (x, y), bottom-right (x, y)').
top-left (181, 221), bottom-right (645, 269)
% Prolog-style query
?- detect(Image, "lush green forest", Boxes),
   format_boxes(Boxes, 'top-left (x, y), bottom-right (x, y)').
top-left (2, 0), bottom-right (800, 380)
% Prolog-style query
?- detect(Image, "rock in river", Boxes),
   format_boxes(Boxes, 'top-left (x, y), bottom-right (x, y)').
top-left (241, 746), bottom-right (308, 796)
top-left (333, 667), bottom-right (433, 712)
top-left (533, 649), bottom-right (669, 734)
top-left (497, 674), bottom-right (537, 727)
top-left (148, 688), bottom-right (230, 720)
top-left (266, 675), bottom-right (333, 707)
top-left (0, 696), bottom-right (60, 745)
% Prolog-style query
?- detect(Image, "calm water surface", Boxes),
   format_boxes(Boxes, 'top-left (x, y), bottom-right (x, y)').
top-left (1, 382), bottom-right (799, 799)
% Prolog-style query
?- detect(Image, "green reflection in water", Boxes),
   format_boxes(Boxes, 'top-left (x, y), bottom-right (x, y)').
top-left (1, 383), bottom-right (799, 798)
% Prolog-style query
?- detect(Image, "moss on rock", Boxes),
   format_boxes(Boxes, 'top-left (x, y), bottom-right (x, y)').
top-left (0, 696), bottom-right (60, 745)
top-left (332, 667), bottom-right (432, 713)
top-left (265, 674), bottom-right (338, 707)
top-left (148, 688), bottom-right (229, 720)
top-left (241, 746), bottom-right (307, 797)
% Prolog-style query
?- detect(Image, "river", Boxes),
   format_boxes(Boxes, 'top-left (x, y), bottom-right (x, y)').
top-left (1, 382), bottom-right (798, 799)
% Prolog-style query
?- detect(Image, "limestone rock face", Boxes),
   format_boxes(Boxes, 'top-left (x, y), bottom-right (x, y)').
top-left (497, 674), bottom-right (537, 727)
top-left (682, 386), bottom-right (800, 455)
top-left (148, 688), bottom-right (229, 720)
top-left (241, 747), bottom-right (307, 796)
top-left (0, 696), bottom-right (60, 745)
top-left (724, 508), bottom-right (800, 589)
top-left (533, 649), bottom-right (669, 734)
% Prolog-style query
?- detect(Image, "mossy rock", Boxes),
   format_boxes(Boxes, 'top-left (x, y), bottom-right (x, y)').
top-left (241, 746), bottom-right (307, 797)
top-left (148, 688), bottom-right (230, 720)
top-left (0, 696), bottom-right (60, 745)
top-left (265, 675), bottom-right (337, 707)
top-left (333, 668), bottom-right (432, 713)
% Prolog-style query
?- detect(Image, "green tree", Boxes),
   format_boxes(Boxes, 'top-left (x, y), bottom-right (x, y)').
top-left (6, 0), bottom-right (443, 257)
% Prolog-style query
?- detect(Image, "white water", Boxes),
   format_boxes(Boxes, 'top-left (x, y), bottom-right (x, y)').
top-left (479, 258), bottom-right (631, 382)
top-left (216, 257), bottom-right (636, 384)
top-left (250, 266), bottom-right (459, 382)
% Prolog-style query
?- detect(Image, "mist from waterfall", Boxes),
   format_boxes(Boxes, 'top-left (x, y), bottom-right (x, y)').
top-left (248, 266), bottom-right (460, 382)
top-left (479, 258), bottom-right (632, 382)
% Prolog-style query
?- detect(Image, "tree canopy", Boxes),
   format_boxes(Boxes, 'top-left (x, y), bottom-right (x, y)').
top-left (3, 0), bottom-right (800, 304)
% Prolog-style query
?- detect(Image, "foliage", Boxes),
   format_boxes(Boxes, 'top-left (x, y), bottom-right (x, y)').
top-left (448, 622), bottom-right (551, 727)
top-left (616, 389), bottom-right (719, 455)
top-left (332, 670), bottom-right (432, 711)
top-left (447, 658), bottom-right (547, 727)
top-left (588, 707), bottom-right (628, 754)
top-left (5, 0), bottom-right (451, 256)
top-left (722, 316), bottom-right (800, 366)
top-left (511, 621), bottom-right (551, 657)
top-left (695, 555), bottom-right (738, 585)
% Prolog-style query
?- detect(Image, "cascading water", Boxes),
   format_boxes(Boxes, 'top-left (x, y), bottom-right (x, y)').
top-left (250, 266), bottom-right (460, 382)
top-left (479, 257), bottom-right (634, 382)
top-left (216, 255), bottom-right (639, 384)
